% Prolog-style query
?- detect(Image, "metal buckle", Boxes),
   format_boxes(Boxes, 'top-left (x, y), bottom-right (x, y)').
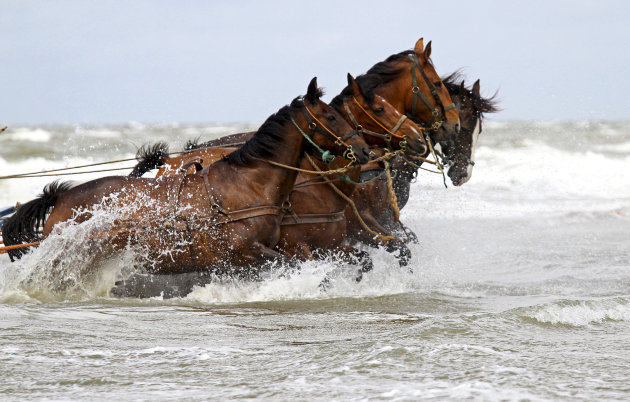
top-left (308, 122), bottom-right (317, 130)
top-left (431, 120), bottom-right (443, 131)
top-left (399, 137), bottom-right (407, 151)
top-left (412, 86), bottom-right (420, 94)
top-left (344, 147), bottom-right (357, 163)
top-left (211, 203), bottom-right (222, 214)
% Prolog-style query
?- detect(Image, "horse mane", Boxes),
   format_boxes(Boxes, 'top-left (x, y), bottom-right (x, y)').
top-left (225, 96), bottom-right (314, 166)
top-left (442, 71), bottom-right (501, 117)
top-left (352, 50), bottom-right (435, 98)
top-left (352, 50), bottom-right (413, 97)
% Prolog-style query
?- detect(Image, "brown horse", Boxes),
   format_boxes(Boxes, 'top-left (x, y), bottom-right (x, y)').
top-left (174, 38), bottom-right (461, 262)
top-left (2, 79), bottom-right (371, 278)
top-left (352, 38), bottom-right (460, 159)
top-left (132, 38), bottom-right (461, 267)
top-left (146, 74), bottom-right (426, 274)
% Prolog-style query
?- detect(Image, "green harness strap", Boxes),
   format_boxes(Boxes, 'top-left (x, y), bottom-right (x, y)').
top-left (290, 115), bottom-right (335, 163)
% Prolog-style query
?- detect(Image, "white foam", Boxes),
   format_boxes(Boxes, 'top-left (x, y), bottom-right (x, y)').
top-left (525, 298), bottom-right (630, 326)
top-left (2, 128), bottom-right (52, 142)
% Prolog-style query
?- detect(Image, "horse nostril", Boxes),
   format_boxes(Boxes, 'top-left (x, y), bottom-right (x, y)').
top-left (454, 123), bottom-right (460, 133)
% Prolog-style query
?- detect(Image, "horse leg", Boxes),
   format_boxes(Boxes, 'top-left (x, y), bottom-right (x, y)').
top-left (349, 212), bottom-right (411, 268)
top-left (392, 220), bottom-right (419, 245)
top-left (331, 244), bottom-right (373, 282)
top-left (242, 241), bottom-right (300, 280)
top-left (276, 242), bottom-right (315, 261)
top-left (314, 244), bottom-right (374, 291)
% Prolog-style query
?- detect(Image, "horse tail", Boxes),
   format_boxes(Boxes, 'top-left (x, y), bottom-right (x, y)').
top-left (184, 137), bottom-right (202, 152)
top-left (128, 142), bottom-right (170, 177)
top-left (2, 180), bottom-right (74, 261)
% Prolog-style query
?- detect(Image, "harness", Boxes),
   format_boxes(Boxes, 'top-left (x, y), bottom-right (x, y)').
top-left (408, 53), bottom-right (456, 132)
top-left (160, 102), bottom-right (358, 241)
top-left (342, 97), bottom-right (408, 152)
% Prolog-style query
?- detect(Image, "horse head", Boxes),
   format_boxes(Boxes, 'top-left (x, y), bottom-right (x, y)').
top-left (408, 38), bottom-right (460, 144)
top-left (300, 77), bottom-right (370, 165)
top-left (335, 74), bottom-right (427, 155)
top-left (441, 76), bottom-right (500, 186)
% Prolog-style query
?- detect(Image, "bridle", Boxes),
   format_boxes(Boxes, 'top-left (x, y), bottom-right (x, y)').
top-left (342, 96), bottom-right (409, 152)
top-left (290, 98), bottom-right (360, 164)
top-left (408, 53), bottom-right (456, 132)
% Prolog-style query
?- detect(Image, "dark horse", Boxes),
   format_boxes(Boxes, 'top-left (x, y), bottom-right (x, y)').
top-left (2, 79), bottom-right (371, 280)
top-left (143, 74), bottom-right (427, 274)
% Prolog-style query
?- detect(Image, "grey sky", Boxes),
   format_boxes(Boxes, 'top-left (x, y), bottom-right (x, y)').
top-left (1, 0), bottom-right (629, 125)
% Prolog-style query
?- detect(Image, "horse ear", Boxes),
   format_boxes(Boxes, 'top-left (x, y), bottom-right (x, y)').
top-left (472, 79), bottom-right (481, 97)
top-left (347, 73), bottom-right (362, 96)
top-left (305, 77), bottom-right (320, 104)
top-left (414, 38), bottom-right (424, 54)
top-left (424, 41), bottom-right (432, 59)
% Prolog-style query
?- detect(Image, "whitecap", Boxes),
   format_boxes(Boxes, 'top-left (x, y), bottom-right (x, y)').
top-left (524, 297), bottom-right (630, 326)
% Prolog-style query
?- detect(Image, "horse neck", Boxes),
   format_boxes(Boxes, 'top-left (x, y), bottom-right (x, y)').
top-left (249, 123), bottom-right (305, 205)
top-left (388, 156), bottom-right (414, 210)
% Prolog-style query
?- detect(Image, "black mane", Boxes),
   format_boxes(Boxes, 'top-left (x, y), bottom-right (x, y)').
top-left (226, 97), bottom-right (307, 166)
top-left (442, 71), bottom-right (501, 117)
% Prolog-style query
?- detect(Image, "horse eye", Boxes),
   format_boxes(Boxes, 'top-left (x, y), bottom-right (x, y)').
top-left (433, 81), bottom-right (442, 88)
top-left (375, 107), bottom-right (385, 114)
top-left (326, 114), bottom-right (336, 122)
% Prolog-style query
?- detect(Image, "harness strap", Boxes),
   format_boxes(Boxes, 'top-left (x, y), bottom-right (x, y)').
top-left (408, 54), bottom-right (456, 131)
top-left (280, 211), bottom-right (345, 226)
top-left (116, 205), bottom-right (285, 235)
top-left (290, 113), bottom-right (334, 163)
top-left (178, 157), bottom-right (204, 174)
top-left (391, 114), bottom-right (408, 134)
top-left (342, 99), bottom-right (390, 141)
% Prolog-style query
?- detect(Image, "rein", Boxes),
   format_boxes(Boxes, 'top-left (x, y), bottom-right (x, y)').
top-left (304, 154), bottom-right (394, 244)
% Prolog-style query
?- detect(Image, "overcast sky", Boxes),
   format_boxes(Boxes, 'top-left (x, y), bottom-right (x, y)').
top-left (1, 0), bottom-right (629, 125)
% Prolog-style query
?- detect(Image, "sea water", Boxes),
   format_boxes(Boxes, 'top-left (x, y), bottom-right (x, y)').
top-left (0, 121), bottom-right (629, 400)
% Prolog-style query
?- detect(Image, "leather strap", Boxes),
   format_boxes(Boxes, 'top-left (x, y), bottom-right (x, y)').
top-left (280, 210), bottom-right (345, 226)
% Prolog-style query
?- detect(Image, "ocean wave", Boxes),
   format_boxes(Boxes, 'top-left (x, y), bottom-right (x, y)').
top-left (1, 128), bottom-right (52, 143)
top-left (522, 297), bottom-right (630, 326)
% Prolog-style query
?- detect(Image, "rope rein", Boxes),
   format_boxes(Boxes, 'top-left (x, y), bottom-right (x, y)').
top-left (304, 154), bottom-right (395, 244)
top-left (0, 149), bottom-right (197, 180)
top-left (384, 160), bottom-right (401, 222)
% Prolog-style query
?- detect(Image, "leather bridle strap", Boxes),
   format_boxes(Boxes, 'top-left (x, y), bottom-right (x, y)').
top-left (342, 98), bottom-right (409, 151)
top-left (302, 102), bottom-right (356, 147)
top-left (408, 54), bottom-right (456, 131)
top-left (297, 104), bottom-right (359, 163)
